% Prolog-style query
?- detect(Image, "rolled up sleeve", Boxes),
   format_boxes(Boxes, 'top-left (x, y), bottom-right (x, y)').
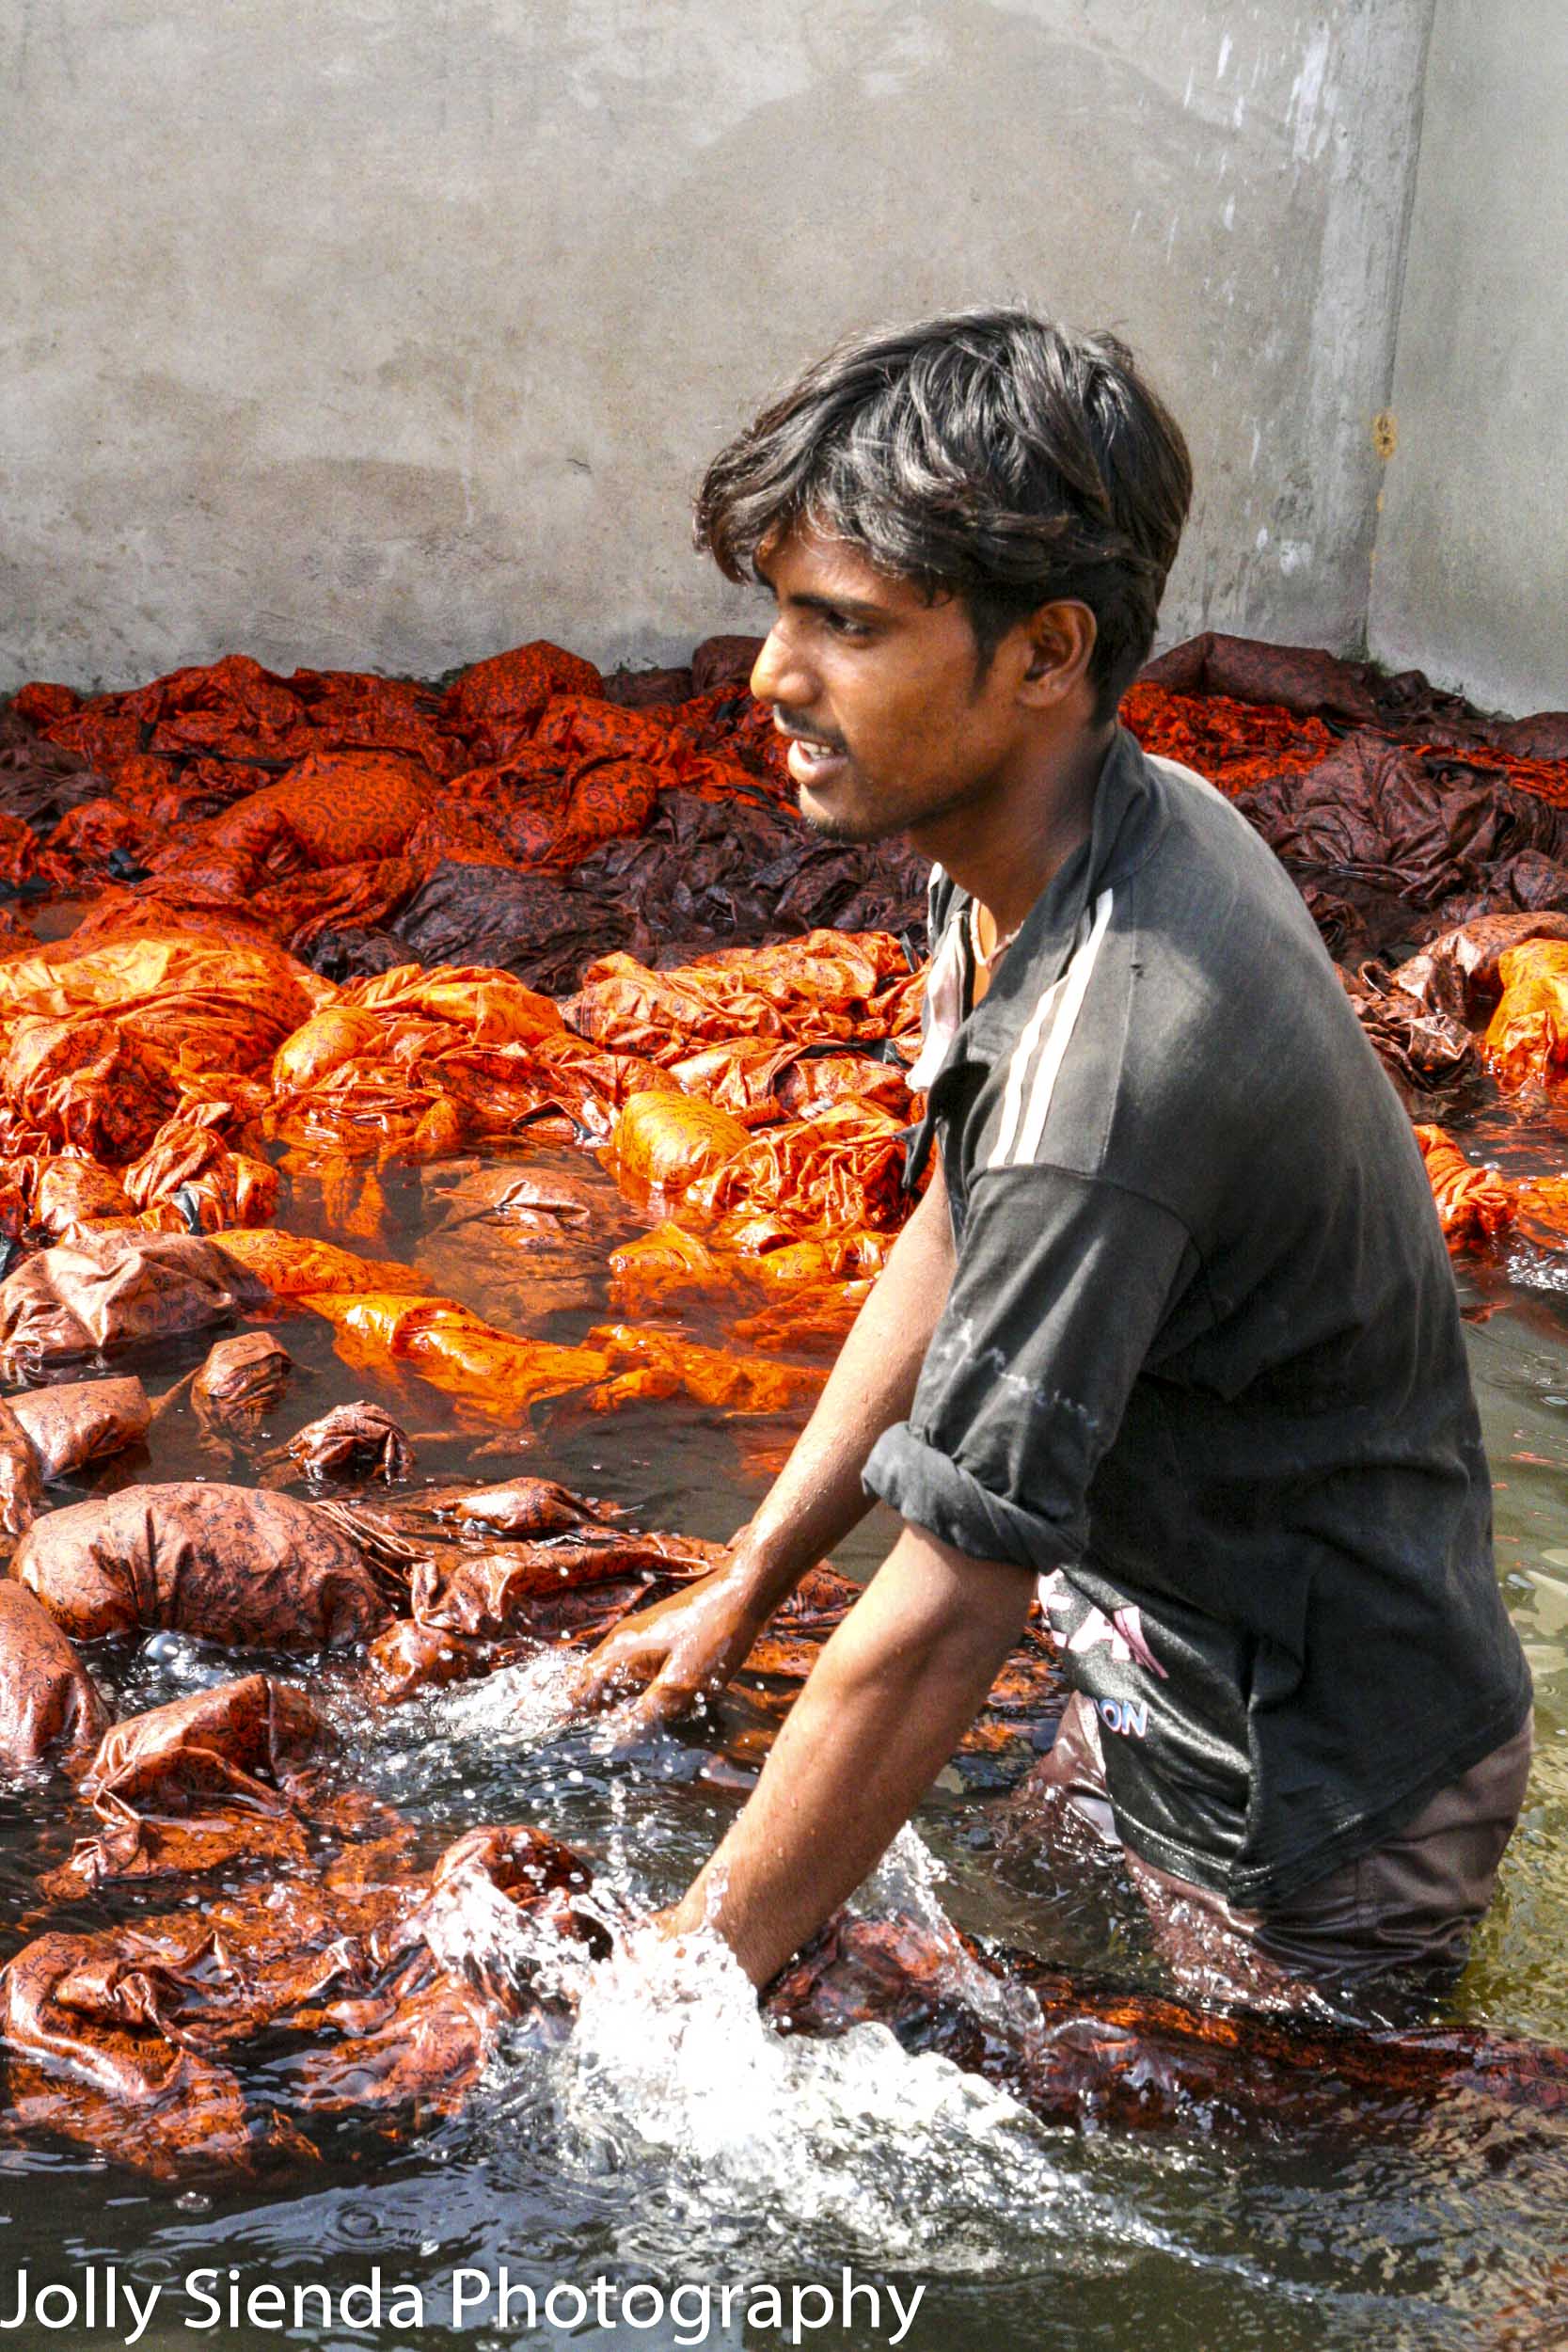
top-left (863, 1165), bottom-right (1197, 1568)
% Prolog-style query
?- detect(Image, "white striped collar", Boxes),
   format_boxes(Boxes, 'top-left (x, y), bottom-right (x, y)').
top-left (985, 887), bottom-right (1115, 1169)
top-left (950, 727), bottom-right (1164, 1063)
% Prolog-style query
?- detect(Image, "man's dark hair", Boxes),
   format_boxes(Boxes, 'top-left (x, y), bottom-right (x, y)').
top-left (694, 306), bottom-right (1193, 721)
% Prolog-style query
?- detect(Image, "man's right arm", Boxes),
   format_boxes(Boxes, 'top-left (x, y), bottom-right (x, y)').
top-left (572, 1152), bottom-right (956, 1729)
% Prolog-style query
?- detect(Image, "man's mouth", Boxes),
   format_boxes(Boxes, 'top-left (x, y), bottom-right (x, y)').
top-left (776, 722), bottom-right (849, 786)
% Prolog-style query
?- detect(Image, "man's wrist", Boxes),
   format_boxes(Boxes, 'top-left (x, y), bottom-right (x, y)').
top-left (724, 1521), bottom-right (813, 1612)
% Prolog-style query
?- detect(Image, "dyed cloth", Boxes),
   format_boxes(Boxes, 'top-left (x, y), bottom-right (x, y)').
top-left (0, 624), bottom-right (1566, 2176)
top-left (0, 1374), bottom-right (151, 1534)
top-left (1484, 938), bottom-right (1568, 1088)
top-left (45, 1675), bottom-right (335, 1895)
top-left (0, 1581), bottom-right (108, 1772)
top-left (190, 1331), bottom-right (293, 1431)
top-left (283, 1401), bottom-right (413, 1484)
top-left (3, 1375), bottom-right (150, 1486)
top-left (8, 628), bottom-right (1567, 986)
top-left (768, 1908), bottom-right (1568, 2136)
top-left (0, 1231), bottom-right (268, 1379)
top-left (0, 1820), bottom-right (598, 2174)
top-left (1414, 1127), bottom-right (1519, 1248)
top-left (6, 1805), bottom-right (1564, 2175)
top-left (14, 1483), bottom-right (390, 1646)
top-left (1337, 961), bottom-right (1480, 1115)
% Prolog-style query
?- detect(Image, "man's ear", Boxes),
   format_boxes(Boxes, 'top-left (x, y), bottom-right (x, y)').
top-left (1017, 599), bottom-right (1099, 708)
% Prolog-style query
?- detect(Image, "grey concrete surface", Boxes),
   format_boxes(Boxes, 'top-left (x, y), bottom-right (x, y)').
top-left (1368, 0), bottom-right (1568, 717)
top-left (4, 1), bottom-right (1432, 694)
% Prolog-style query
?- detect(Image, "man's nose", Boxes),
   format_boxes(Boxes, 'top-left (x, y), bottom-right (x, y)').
top-left (750, 624), bottom-right (815, 710)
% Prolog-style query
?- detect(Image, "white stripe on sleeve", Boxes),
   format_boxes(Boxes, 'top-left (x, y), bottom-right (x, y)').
top-left (988, 970), bottom-right (1069, 1168)
top-left (988, 887), bottom-right (1115, 1170)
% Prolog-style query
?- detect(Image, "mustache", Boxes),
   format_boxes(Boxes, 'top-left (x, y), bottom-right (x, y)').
top-left (773, 708), bottom-right (848, 755)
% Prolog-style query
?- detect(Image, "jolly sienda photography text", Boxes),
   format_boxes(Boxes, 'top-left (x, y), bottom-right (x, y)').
top-left (0, 2264), bottom-right (927, 2346)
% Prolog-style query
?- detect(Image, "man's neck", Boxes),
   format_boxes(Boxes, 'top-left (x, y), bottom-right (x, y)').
top-left (914, 722), bottom-right (1116, 937)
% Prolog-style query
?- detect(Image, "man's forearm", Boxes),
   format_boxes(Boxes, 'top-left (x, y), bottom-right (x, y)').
top-left (661, 1528), bottom-right (1034, 1988)
top-left (734, 1163), bottom-right (955, 1609)
top-left (571, 1161), bottom-right (957, 1728)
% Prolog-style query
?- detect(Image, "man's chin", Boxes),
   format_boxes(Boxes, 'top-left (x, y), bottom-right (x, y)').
top-left (795, 787), bottom-right (898, 846)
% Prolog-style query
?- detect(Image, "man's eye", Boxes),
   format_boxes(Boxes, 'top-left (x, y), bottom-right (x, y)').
top-left (822, 611), bottom-right (870, 639)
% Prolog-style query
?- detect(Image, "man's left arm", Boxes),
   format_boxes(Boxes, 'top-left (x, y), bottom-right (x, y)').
top-left (657, 1523), bottom-right (1034, 1989)
top-left (656, 1163), bottom-right (1200, 1985)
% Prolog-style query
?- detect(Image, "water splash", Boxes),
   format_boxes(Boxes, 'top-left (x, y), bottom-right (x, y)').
top-left (359, 1649), bottom-right (583, 1805)
top-left (422, 1839), bottom-right (635, 2013)
top-left (116, 1629), bottom-right (267, 1712)
top-left (553, 1928), bottom-right (1062, 2270)
top-left (464, 1824), bottom-right (1165, 2278)
top-left (847, 1827), bottom-right (1047, 2046)
top-left (431, 1649), bottom-right (582, 1746)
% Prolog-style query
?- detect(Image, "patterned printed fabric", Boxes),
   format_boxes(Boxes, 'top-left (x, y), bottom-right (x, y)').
top-left (0, 628), bottom-right (1565, 2174)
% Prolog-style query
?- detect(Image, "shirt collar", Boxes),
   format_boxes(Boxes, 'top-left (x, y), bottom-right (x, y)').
top-left (954, 726), bottom-right (1166, 1057)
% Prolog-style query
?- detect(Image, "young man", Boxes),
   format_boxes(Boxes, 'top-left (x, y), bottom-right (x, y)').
top-left (577, 309), bottom-right (1532, 2004)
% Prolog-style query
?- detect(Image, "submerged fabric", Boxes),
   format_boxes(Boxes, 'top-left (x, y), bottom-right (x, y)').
top-left (863, 733), bottom-right (1531, 1908)
top-left (0, 627), bottom-right (1566, 2169)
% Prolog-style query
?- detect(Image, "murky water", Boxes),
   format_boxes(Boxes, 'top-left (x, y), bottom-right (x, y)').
top-left (2, 1124), bottom-right (1566, 2352)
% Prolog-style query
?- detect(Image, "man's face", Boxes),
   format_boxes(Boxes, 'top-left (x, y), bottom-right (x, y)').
top-left (749, 525), bottom-right (1034, 845)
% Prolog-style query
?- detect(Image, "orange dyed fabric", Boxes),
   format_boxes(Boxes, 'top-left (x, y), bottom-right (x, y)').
top-left (28, 1158), bottom-right (137, 1237)
top-left (570, 930), bottom-right (921, 1059)
top-left (6, 637), bottom-right (808, 974)
top-left (208, 1226), bottom-right (428, 1297)
top-left (259, 961), bottom-right (649, 1163)
top-left (1413, 1126), bottom-right (1518, 1248)
top-left (610, 1090), bottom-right (752, 1199)
top-left (689, 1100), bottom-right (911, 1235)
top-left (309, 1291), bottom-right (616, 1422)
top-left (1120, 680), bottom-right (1336, 794)
top-left (2, 625), bottom-right (1568, 2178)
top-left (287, 1282), bottom-right (821, 1429)
top-left (1485, 939), bottom-right (1568, 1088)
top-left (0, 932), bottom-right (328, 1169)
top-left (583, 1322), bottom-right (824, 1417)
top-left (14, 1483), bottom-right (389, 1646)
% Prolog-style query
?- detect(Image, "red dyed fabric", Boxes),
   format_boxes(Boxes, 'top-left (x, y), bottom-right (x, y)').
top-left (0, 1581), bottom-right (108, 1771)
top-left (14, 1483), bottom-right (389, 1646)
top-left (0, 624), bottom-right (1564, 2180)
top-left (153, 751), bottom-right (432, 883)
top-left (441, 640), bottom-right (604, 758)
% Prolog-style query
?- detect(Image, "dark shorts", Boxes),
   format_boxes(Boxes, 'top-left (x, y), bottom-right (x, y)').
top-left (1027, 1691), bottom-right (1534, 2009)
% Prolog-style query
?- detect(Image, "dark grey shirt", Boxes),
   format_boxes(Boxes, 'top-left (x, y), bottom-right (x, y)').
top-left (863, 729), bottom-right (1531, 1907)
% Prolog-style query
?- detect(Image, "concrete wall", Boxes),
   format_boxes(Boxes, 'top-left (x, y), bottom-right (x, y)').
top-left (1368, 0), bottom-right (1568, 717)
top-left (4, 1), bottom-right (1433, 695)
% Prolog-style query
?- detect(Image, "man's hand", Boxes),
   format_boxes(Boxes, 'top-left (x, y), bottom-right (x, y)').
top-left (658, 1525), bottom-right (1036, 1988)
top-left (571, 1548), bottom-right (774, 1734)
top-left (575, 1157), bottom-right (957, 1736)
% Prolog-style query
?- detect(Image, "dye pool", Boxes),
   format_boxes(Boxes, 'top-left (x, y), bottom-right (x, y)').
top-left (0, 1136), bottom-right (1564, 2352)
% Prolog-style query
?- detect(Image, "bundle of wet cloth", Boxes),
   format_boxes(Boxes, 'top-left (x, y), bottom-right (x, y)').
top-left (1, 624), bottom-right (1567, 2173)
